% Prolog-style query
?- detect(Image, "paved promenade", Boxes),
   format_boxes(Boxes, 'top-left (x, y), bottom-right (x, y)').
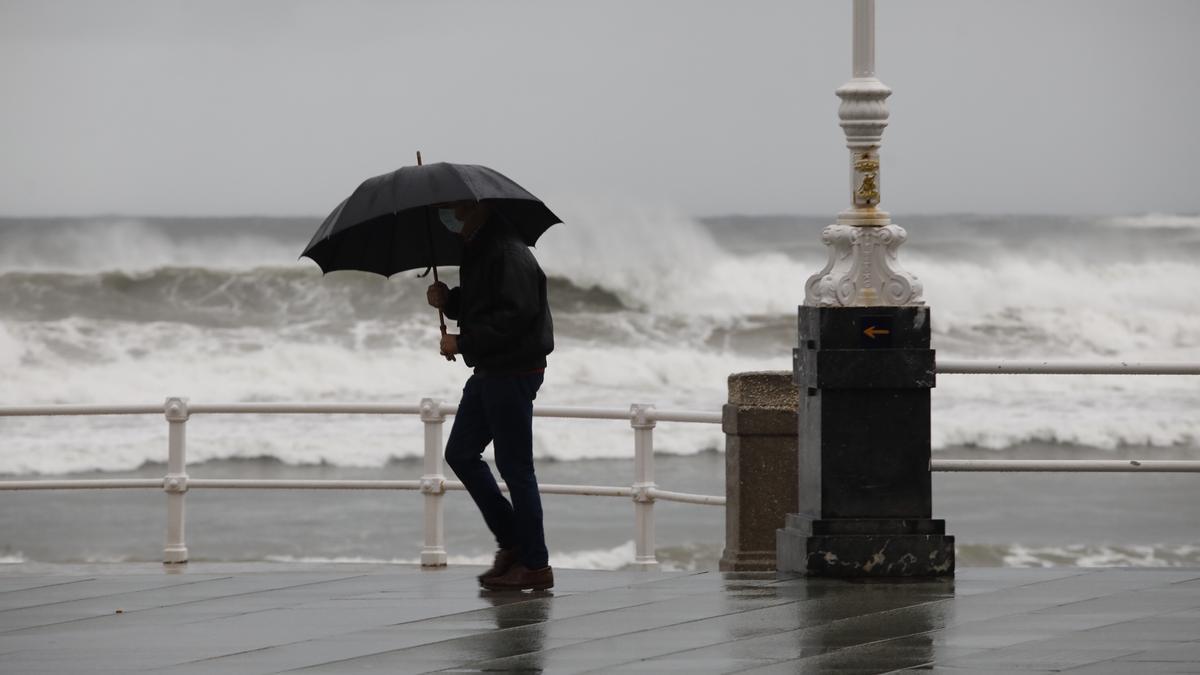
top-left (1, 563), bottom-right (1198, 673)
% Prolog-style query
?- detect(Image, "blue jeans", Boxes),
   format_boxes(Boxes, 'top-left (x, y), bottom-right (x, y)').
top-left (444, 372), bottom-right (548, 570)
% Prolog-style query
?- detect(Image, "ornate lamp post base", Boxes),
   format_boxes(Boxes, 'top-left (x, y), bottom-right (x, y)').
top-left (804, 222), bottom-right (923, 307)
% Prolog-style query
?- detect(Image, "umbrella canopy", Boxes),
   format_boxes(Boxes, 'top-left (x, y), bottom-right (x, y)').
top-left (301, 162), bottom-right (562, 276)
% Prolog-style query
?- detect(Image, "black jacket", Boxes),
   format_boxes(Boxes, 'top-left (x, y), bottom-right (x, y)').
top-left (443, 217), bottom-right (554, 372)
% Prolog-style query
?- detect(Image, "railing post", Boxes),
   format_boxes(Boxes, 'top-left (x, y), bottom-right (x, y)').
top-left (163, 397), bottom-right (189, 564)
top-left (630, 403), bottom-right (658, 570)
top-left (419, 398), bottom-right (448, 567)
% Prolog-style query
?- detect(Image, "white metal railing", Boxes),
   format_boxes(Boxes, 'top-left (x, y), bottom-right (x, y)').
top-left (934, 359), bottom-right (1200, 472)
top-left (937, 360), bottom-right (1200, 376)
top-left (0, 398), bottom-right (724, 568)
top-left (1, 360), bottom-right (1196, 566)
top-left (931, 459), bottom-right (1200, 472)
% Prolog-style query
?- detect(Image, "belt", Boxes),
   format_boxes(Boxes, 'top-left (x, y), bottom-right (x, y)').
top-left (473, 367), bottom-right (545, 376)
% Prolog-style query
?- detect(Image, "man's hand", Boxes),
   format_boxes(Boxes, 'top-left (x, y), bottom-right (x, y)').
top-left (440, 332), bottom-right (458, 357)
top-left (427, 282), bottom-right (449, 309)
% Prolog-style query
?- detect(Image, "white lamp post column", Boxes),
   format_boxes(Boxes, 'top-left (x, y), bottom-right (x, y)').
top-left (805, 0), bottom-right (923, 307)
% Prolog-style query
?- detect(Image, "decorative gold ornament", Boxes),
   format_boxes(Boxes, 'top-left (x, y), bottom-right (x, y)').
top-left (854, 158), bottom-right (880, 173)
top-left (853, 153), bottom-right (881, 206)
top-left (855, 173), bottom-right (879, 205)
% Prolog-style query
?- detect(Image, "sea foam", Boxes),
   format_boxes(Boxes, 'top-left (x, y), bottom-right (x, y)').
top-left (2, 211), bottom-right (1198, 474)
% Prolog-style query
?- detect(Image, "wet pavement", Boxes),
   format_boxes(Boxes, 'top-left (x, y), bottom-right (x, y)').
top-left (0, 564), bottom-right (1198, 673)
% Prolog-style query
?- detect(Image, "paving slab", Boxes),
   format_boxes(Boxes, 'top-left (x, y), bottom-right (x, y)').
top-left (0, 564), bottom-right (1196, 673)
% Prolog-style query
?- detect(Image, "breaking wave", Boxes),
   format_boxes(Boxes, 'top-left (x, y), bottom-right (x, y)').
top-left (1107, 213), bottom-right (1200, 229)
top-left (260, 544), bottom-right (1195, 571)
top-left (1, 212), bottom-right (1198, 474)
top-left (0, 267), bottom-right (627, 326)
top-left (956, 543), bottom-right (1200, 568)
top-left (264, 541), bottom-right (652, 571)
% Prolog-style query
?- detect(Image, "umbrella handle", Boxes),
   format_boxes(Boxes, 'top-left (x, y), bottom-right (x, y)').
top-left (432, 265), bottom-right (456, 362)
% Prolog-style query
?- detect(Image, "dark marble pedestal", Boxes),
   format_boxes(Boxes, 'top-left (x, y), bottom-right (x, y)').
top-left (777, 515), bottom-right (953, 576)
top-left (776, 306), bottom-right (954, 578)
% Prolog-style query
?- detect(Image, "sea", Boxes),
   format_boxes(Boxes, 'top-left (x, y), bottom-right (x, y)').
top-left (1, 210), bottom-right (1198, 570)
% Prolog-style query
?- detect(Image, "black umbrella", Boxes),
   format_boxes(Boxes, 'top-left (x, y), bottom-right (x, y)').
top-left (301, 154), bottom-right (562, 360)
top-left (301, 157), bottom-right (561, 276)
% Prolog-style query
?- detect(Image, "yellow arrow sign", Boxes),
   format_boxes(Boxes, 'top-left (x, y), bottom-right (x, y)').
top-left (863, 326), bottom-right (891, 339)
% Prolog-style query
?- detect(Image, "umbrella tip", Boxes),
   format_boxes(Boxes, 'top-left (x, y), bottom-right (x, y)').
top-left (416, 150), bottom-right (423, 166)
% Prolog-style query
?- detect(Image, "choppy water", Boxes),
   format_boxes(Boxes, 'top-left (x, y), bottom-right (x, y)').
top-left (0, 456), bottom-right (1197, 570)
top-left (1, 210), bottom-right (1198, 568)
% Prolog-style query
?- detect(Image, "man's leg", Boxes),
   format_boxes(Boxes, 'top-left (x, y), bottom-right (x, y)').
top-left (444, 374), bottom-right (518, 551)
top-left (483, 372), bottom-right (548, 570)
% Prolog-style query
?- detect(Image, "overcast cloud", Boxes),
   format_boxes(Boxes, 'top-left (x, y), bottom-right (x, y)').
top-left (1, 0), bottom-right (1197, 217)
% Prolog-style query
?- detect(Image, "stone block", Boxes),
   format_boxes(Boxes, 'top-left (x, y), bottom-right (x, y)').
top-left (720, 371), bottom-right (798, 572)
top-left (726, 371), bottom-right (799, 408)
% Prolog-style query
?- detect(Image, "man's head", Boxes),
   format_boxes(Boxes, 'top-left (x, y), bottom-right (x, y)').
top-left (437, 200), bottom-right (490, 241)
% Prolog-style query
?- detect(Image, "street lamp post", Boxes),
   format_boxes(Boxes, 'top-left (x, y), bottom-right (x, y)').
top-left (806, 0), bottom-right (922, 307)
top-left (777, 0), bottom-right (954, 578)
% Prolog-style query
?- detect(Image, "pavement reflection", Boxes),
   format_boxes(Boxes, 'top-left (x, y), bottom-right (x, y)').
top-left (478, 588), bottom-right (553, 672)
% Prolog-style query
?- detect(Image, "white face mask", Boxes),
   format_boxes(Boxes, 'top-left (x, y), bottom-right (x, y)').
top-left (438, 208), bottom-right (465, 234)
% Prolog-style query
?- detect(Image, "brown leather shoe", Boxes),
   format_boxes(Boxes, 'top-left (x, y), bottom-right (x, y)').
top-left (480, 564), bottom-right (554, 591)
top-left (477, 548), bottom-right (519, 583)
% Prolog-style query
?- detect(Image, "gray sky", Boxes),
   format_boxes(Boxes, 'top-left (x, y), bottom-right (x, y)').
top-left (1, 0), bottom-right (1197, 217)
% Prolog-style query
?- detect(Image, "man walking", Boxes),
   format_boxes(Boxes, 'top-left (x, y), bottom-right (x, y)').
top-left (426, 200), bottom-right (555, 591)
